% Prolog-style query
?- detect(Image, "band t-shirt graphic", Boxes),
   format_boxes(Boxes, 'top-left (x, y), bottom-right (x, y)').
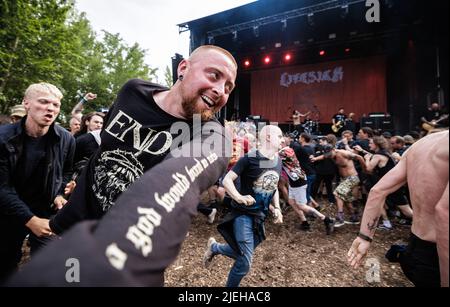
top-left (333, 113), bottom-right (346, 124)
top-left (231, 150), bottom-right (282, 215)
top-left (50, 79), bottom-right (219, 233)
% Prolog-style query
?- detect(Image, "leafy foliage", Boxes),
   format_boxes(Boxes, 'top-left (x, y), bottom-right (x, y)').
top-left (0, 0), bottom-right (158, 123)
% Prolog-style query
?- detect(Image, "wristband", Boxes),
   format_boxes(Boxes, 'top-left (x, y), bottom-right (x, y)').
top-left (357, 232), bottom-right (373, 242)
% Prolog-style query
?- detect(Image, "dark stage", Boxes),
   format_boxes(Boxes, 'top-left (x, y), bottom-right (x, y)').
top-left (177, 0), bottom-right (448, 135)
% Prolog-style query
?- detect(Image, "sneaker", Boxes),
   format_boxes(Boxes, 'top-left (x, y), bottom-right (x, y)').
top-left (306, 212), bottom-right (317, 220)
top-left (324, 218), bottom-right (335, 235)
top-left (334, 212), bottom-right (345, 228)
top-left (203, 237), bottom-right (216, 269)
top-left (378, 220), bottom-right (393, 230)
top-left (378, 224), bottom-right (393, 231)
top-left (297, 221), bottom-right (311, 231)
top-left (334, 218), bottom-right (345, 228)
top-left (344, 214), bottom-right (360, 225)
top-left (207, 208), bottom-right (217, 224)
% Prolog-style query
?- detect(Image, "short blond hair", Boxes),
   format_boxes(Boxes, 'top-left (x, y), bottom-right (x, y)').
top-left (190, 45), bottom-right (238, 70)
top-left (24, 82), bottom-right (63, 100)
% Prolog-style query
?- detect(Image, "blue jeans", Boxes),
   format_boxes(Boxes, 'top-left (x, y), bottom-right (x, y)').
top-left (306, 173), bottom-right (316, 203)
top-left (212, 215), bottom-right (261, 287)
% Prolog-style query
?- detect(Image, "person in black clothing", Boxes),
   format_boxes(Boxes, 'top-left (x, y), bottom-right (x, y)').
top-left (390, 135), bottom-right (407, 162)
top-left (354, 137), bottom-right (413, 228)
top-left (355, 126), bottom-right (373, 152)
top-left (8, 45), bottom-right (237, 286)
top-left (73, 112), bottom-right (103, 159)
top-left (332, 108), bottom-right (347, 135)
top-left (279, 145), bottom-right (335, 234)
top-left (49, 45), bottom-right (237, 235)
top-left (421, 102), bottom-right (449, 134)
top-left (312, 135), bottom-right (337, 205)
top-left (344, 112), bottom-right (356, 135)
top-left (202, 125), bottom-right (284, 287)
top-left (0, 83), bottom-right (75, 282)
top-left (296, 133), bottom-right (316, 207)
top-left (336, 130), bottom-right (356, 150)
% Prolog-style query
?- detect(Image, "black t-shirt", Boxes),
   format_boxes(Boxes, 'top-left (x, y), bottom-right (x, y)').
top-left (424, 109), bottom-right (443, 122)
top-left (333, 114), bottom-right (347, 124)
top-left (74, 132), bottom-right (99, 164)
top-left (14, 134), bottom-right (51, 215)
top-left (313, 144), bottom-right (337, 176)
top-left (294, 143), bottom-right (316, 176)
top-left (288, 173), bottom-right (307, 188)
top-left (231, 150), bottom-right (281, 215)
top-left (424, 109), bottom-right (448, 127)
top-left (355, 139), bottom-right (370, 152)
top-left (51, 79), bottom-right (228, 234)
top-left (344, 119), bottom-right (356, 134)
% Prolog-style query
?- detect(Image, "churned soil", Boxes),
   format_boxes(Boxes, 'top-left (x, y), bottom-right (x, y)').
top-left (165, 202), bottom-right (413, 287)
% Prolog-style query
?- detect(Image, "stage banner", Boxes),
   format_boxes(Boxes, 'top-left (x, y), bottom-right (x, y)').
top-left (250, 56), bottom-right (387, 124)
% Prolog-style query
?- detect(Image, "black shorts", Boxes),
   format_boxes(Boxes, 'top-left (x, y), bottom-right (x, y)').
top-left (400, 233), bottom-right (440, 287)
top-left (386, 187), bottom-right (409, 209)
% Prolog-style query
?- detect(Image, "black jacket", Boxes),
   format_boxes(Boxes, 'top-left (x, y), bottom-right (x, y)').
top-left (0, 117), bottom-right (75, 224)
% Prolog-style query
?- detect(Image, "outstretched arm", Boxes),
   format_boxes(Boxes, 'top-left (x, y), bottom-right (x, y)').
top-left (71, 93), bottom-right (97, 117)
top-left (348, 155), bottom-right (407, 268)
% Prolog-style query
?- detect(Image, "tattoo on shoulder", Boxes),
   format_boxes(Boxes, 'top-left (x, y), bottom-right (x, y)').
top-left (367, 217), bottom-right (379, 232)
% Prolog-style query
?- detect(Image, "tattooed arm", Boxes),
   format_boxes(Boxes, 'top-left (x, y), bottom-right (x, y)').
top-left (347, 152), bottom-right (408, 269)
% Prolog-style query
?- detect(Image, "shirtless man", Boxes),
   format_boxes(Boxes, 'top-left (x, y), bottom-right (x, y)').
top-left (348, 131), bottom-right (449, 287)
top-left (311, 147), bottom-right (366, 227)
top-left (292, 110), bottom-right (310, 136)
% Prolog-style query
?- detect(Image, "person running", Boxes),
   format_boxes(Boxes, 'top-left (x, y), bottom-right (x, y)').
top-left (202, 125), bottom-right (284, 287)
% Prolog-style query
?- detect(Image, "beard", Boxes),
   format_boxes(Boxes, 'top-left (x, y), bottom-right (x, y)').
top-left (182, 98), bottom-right (218, 121)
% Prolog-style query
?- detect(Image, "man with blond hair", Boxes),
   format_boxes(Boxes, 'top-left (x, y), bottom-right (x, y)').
top-left (8, 45), bottom-right (238, 286)
top-left (0, 83), bottom-right (75, 282)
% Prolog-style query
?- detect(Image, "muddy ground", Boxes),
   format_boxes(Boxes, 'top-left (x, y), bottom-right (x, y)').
top-left (165, 202), bottom-right (413, 287)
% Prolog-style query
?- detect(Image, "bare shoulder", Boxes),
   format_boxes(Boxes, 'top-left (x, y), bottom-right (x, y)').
top-left (408, 131), bottom-right (448, 156)
top-left (405, 131), bottom-right (449, 178)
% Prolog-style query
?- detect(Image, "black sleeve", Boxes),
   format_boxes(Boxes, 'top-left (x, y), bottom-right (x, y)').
top-left (231, 155), bottom-right (249, 176)
top-left (9, 122), bottom-right (230, 286)
top-left (0, 145), bottom-right (34, 224)
top-left (60, 134), bottom-right (75, 195)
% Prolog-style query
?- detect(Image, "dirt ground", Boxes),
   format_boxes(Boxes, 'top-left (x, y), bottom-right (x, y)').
top-left (18, 200), bottom-right (412, 287)
top-left (165, 201), bottom-right (413, 287)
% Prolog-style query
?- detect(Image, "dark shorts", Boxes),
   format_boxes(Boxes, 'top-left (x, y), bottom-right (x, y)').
top-left (386, 187), bottom-right (409, 209)
top-left (400, 233), bottom-right (441, 287)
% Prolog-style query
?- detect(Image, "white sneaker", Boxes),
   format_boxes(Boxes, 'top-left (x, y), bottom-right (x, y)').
top-left (203, 237), bottom-right (216, 269)
top-left (207, 208), bottom-right (217, 224)
top-left (378, 220), bottom-right (393, 230)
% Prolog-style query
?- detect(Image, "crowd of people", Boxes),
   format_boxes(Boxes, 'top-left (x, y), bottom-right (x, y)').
top-left (0, 45), bottom-right (448, 287)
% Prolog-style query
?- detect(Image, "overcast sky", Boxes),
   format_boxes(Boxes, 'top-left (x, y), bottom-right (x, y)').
top-left (75, 0), bottom-right (256, 82)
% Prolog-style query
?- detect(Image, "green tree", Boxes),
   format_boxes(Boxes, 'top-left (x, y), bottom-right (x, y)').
top-left (164, 65), bottom-right (173, 88)
top-left (0, 0), bottom-right (74, 113)
top-left (0, 0), bottom-right (159, 123)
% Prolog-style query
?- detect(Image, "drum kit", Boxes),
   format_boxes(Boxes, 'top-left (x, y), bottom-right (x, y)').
top-left (301, 119), bottom-right (320, 135)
